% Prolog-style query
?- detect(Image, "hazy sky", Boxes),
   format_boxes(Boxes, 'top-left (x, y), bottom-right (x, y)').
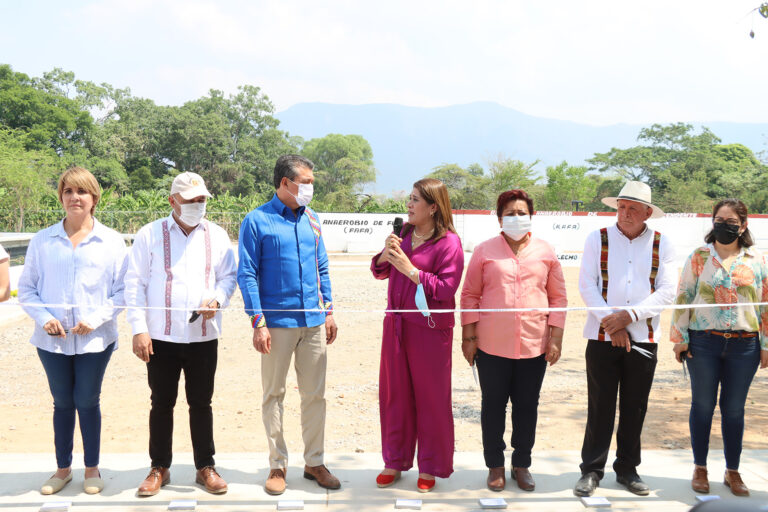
top-left (2, 0), bottom-right (767, 125)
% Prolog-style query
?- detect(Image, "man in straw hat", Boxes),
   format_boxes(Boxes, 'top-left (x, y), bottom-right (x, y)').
top-left (124, 172), bottom-right (237, 496)
top-left (573, 181), bottom-right (676, 497)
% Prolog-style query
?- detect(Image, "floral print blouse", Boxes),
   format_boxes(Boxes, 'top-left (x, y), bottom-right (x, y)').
top-left (671, 244), bottom-right (768, 349)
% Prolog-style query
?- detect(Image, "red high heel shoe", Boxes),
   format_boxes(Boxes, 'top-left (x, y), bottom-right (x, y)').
top-left (376, 471), bottom-right (401, 488)
top-left (417, 477), bottom-right (436, 492)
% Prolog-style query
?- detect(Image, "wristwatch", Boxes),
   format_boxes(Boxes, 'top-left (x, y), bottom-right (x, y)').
top-left (409, 268), bottom-right (418, 279)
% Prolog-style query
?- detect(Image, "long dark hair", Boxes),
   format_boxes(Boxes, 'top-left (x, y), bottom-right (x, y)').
top-left (704, 198), bottom-right (754, 248)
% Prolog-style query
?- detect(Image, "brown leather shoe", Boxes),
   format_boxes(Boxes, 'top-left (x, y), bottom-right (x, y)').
top-left (487, 467), bottom-right (505, 491)
top-left (196, 466), bottom-right (228, 494)
top-left (512, 467), bottom-right (535, 491)
top-left (137, 467), bottom-right (170, 497)
top-left (304, 464), bottom-right (341, 490)
top-left (265, 468), bottom-right (286, 495)
top-left (724, 469), bottom-right (749, 497)
top-left (691, 466), bottom-right (709, 494)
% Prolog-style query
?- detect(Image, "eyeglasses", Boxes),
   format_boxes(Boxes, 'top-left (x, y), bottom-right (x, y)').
top-left (714, 217), bottom-right (741, 226)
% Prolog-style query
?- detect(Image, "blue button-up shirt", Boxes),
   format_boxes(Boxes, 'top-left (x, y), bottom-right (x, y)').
top-left (237, 194), bottom-right (332, 328)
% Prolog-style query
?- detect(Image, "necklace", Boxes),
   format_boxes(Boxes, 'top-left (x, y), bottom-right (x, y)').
top-left (413, 227), bottom-right (434, 239)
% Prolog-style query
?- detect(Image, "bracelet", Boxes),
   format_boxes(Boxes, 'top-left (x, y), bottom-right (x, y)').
top-left (250, 313), bottom-right (267, 329)
top-left (462, 336), bottom-right (477, 342)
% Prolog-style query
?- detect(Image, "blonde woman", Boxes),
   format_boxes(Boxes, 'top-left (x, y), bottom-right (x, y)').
top-left (18, 167), bottom-right (127, 495)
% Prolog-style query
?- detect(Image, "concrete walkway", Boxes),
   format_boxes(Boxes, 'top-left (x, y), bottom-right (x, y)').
top-left (3, 451), bottom-right (768, 511)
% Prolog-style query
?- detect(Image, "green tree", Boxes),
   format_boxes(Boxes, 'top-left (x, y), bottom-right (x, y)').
top-left (0, 129), bottom-right (62, 230)
top-left (0, 65), bottom-right (94, 153)
top-left (587, 123), bottom-right (768, 213)
top-left (301, 134), bottom-right (376, 197)
top-left (541, 162), bottom-right (597, 211)
top-left (426, 163), bottom-right (490, 209)
top-left (487, 156), bottom-right (539, 192)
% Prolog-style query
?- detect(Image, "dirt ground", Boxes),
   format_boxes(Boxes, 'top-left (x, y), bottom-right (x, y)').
top-left (1, 256), bottom-right (766, 467)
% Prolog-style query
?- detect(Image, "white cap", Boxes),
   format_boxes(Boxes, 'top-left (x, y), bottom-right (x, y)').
top-left (170, 172), bottom-right (212, 200)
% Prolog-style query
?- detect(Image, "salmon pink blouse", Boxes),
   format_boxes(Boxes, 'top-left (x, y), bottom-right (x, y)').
top-left (460, 235), bottom-right (567, 359)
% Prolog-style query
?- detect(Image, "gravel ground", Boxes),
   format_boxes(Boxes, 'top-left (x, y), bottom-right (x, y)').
top-left (1, 257), bottom-right (766, 467)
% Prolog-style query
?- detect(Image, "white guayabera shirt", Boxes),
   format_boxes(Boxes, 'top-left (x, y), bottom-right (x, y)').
top-left (123, 213), bottom-right (237, 343)
top-left (579, 224), bottom-right (677, 344)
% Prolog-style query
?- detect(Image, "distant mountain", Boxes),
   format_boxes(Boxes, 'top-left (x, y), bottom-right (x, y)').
top-left (276, 102), bottom-right (768, 194)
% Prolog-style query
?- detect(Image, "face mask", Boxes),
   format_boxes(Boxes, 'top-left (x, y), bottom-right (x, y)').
top-left (414, 283), bottom-right (435, 328)
top-left (713, 222), bottom-right (740, 245)
top-left (502, 215), bottom-right (531, 241)
top-left (178, 201), bottom-right (206, 226)
top-left (289, 179), bottom-right (314, 207)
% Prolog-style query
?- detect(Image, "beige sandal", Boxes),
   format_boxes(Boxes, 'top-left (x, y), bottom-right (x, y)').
top-left (84, 472), bottom-right (103, 494)
top-left (41, 472), bottom-right (72, 495)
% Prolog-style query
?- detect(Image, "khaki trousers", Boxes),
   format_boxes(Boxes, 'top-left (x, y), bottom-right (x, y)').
top-left (261, 326), bottom-right (327, 469)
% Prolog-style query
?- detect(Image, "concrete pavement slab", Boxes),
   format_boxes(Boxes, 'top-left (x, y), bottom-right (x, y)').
top-left (2, 451), bottom-right (767, 511)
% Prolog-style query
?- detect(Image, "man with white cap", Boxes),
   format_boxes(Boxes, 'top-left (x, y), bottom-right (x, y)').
top-left (573, 181), bottom-right (676, 497)
top-left (124, 172), bottom-right (237, 496)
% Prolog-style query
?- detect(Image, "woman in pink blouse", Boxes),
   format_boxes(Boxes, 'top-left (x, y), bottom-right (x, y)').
top-left (371, 178), bottom-right (464, 493)
top-left (460, 189), bottom-right (567, 492)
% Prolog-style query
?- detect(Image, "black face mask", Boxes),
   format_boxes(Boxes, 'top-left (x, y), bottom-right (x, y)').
top-left (712, 222), bottom-right (741, 245)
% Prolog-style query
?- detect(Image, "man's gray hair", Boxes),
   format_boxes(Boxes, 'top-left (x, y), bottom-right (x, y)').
top-left (273, 155), bottom-right (314, 189)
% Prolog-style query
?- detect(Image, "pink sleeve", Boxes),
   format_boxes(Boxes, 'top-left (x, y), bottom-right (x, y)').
top-left (546, 248), bottom-right (568, 328)
top-left (370, 251), bottom-right (391, 280)
top-left (460, 247), bottom-right (483, 325)
top-left (419, 235), bottom-right (464, 301)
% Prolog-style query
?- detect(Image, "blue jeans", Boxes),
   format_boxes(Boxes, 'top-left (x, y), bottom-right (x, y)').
top-left (37, 345), bottom-right (114, 468)
top-left (686, 331), bottom-right (760, 469)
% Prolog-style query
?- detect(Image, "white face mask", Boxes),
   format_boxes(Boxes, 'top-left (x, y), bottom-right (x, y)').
top-left (502, 215), bottom-right (531, 241)
top-left (178, 201), bottom-right (206, 226)
top-left (288, 179), bottom-right (314, 207)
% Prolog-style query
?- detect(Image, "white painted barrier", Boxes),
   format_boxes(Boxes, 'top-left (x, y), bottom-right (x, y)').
top-left (318, 211), bottom-right (768, 268)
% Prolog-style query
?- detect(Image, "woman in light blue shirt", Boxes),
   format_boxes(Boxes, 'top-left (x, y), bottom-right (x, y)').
top-left (18, 167), bottom-right (127, 496)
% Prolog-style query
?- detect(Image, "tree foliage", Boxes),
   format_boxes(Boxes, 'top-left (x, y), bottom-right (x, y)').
top-left (2, 63), bottom-right (767, 226)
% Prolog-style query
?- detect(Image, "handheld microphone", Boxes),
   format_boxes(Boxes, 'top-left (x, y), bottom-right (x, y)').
top-left (393, 217), bottom-right (404, 237)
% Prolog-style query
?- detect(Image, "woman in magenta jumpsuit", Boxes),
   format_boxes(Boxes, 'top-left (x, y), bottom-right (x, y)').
top-left (371, 178), bottom-right (464, 492)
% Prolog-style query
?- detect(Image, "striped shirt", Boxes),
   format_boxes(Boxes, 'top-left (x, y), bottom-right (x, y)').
top-left (18, 219), bottom-right (127, 355)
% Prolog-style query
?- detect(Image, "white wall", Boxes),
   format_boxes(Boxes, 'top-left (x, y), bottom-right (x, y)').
top-left (318, 211), bottom-right (768, 268)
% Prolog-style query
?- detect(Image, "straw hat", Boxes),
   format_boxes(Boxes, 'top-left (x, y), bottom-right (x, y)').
top-left (601, 181), bottom-right (664, 218)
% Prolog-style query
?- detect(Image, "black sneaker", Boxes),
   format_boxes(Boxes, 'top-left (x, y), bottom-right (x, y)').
top-left (616, 473), bottom-right (650, 496)
top-left (574, 472), bottom-right (600, 497)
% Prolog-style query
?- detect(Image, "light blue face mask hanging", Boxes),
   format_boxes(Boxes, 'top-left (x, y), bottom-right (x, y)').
top-left (415, 283), bottom-right (436, 328)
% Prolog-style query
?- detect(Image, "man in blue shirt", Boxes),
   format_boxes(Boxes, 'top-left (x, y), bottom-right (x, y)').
top-left (237, 155), bottom-right (339, 495)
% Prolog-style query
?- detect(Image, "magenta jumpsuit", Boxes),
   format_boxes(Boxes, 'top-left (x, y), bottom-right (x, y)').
top-left (371, 230), bottom-right (464, 478)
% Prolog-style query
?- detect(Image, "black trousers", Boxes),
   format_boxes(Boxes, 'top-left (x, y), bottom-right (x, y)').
top-left (579, 339), bottom-right (657, 479)
top-left (476, 349), bottom-right (547, 468)
top-left (147, 339), bottom-right (218, 469)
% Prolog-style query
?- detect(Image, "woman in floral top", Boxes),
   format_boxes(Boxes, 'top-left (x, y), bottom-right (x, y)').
top-left (671, 198), bottom-right (768, 497)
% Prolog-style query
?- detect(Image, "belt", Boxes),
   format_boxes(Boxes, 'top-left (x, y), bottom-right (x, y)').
top-left (704, 330), bottom-right (758, 339)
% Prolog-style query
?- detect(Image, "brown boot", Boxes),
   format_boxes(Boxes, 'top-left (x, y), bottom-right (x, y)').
top-left (487, 467), bottom-right (505, 491)
top-left (724, 469), bottom-right (749, 497)
top-left (691, 466), bottom-right (709, 494)
top-left (304, 464), bottom-right (341, 490)
top-left (265, 468), bottom-right (286, 495)
top-left (196, 466), bottom-right (228, 494)
top-left (137, 467), bottom-right (170, 497)
top-left (512, 467), bottom-right (535, 491)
